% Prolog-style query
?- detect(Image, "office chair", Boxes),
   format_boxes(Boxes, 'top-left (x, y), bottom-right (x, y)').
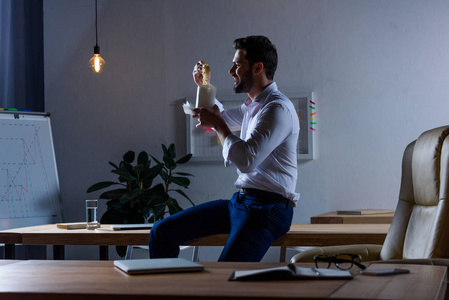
top-left (291, 126), bottom-right (449, 264)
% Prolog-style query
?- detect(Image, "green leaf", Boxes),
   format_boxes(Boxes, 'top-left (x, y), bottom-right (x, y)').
top-left (109, 161), bottom-right (119, 169)
top-left (163, 155), bottom-right (176, 170)
top-left (122, 161), bottom-right (136, 177)
top-left (99, 188), bottom-right (128, 200)
top-left (162, 144), bottom-right (169, 157)
top-left (105, 199), bottom-right (123, 210)
top-left (171, 189), bottom-right (195, 206)
top-left (148, 183), bottom-right (165, 193)
top-left (120, 201), bottom-right (132, 214)
top-left (168, 144), bottom-right (176, 159)
top-left (111, 170), bottom-right (137, 182)
top-left (173, 172), bottom-right (194, 177)
top-left (141, 163), bottom-right (164, 187)
top-left (142, 184), bottom-right (166, 206)
top-left (167, 197), bottom-right (183, 215)
top-left (120, 188), bottom-right (144, 204)
top-left (150, 155), bottom-right (162, 165)
top-left (153, 204), bottom-right (165, 221)
top-left (159, 170), bottom-right (169, 181)
top-left (133, 164), bottom-right (145, 178)
top-left (140, 177), bottom-right (154, 190)
top-left (149, 163), bottom-right (164, 177)
top-left (111, 162), bottom-right (137, 181)
top-left (123, 151), bottom-right (135, 163)
top-left (176, 153), bottom-right (192, 164)
top-left (86, 181), bottom-right (121, 193)
top-left (137, 151), bottom-right (149, 168)
top-left (169, 176), bottom-right (190, 188)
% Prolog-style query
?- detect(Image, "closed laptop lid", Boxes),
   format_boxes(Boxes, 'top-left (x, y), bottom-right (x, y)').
top-left (114, 258), bottom-right (205, 275)
top-left (110, 223), bottom-right (154, 230)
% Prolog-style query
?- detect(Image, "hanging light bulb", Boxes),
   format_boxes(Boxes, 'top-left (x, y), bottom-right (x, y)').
top-left (89, 46), bottom-right (105, 73)
top-left (88, 0), bottom-right (105, 73)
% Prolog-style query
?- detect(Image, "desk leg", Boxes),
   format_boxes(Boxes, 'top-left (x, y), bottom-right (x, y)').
top-left (53, 245), bottom-right (65, 260)
top-left (5, 244), bottom-right (15, 259)
top-left (100, 246), bottom-right (108, 260)
top-left (279, 246), bottom-right (286, 262)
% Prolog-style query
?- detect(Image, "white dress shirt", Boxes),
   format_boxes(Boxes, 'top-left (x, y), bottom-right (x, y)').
top-left (219, 82), bottom-right (300, 203)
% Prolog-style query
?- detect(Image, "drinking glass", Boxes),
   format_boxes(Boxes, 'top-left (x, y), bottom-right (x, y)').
top-left (86, 199), bottom-right (99, 230)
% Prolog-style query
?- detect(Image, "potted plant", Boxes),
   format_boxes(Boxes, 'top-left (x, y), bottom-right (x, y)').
top-left (87, 143), bottom-right (194, 255)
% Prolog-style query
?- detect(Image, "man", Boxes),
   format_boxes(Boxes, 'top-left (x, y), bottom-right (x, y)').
top-left (149, 35), bottom-right (299, 262)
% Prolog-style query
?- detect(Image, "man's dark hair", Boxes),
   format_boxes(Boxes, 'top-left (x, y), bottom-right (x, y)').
top-left (233, 35), bottom-right (278, 80)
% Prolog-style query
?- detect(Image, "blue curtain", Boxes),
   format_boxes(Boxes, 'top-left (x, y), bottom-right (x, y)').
top-left (0, 0), bottom-right (44, 112)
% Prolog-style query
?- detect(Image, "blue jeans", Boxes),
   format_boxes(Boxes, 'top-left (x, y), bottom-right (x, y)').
top-left (148, 191), bottom-right (293, 262)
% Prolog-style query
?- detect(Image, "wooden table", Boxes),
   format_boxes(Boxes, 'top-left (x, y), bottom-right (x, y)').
top-left (311, 210), bottom-right (395, 224)
top-left (0, 260), bottom-right (445, 299)
top-left (0, 223), bottom-right (390, 261)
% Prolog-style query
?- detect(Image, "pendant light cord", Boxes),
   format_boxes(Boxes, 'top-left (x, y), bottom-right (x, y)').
top-left (95, 0), bottom-right (98, 47)
top-left (89, 0), bottom-right (104, 73)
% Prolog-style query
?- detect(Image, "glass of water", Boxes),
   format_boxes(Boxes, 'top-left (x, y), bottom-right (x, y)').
top-left (86, 199), bottom-right (99, 230)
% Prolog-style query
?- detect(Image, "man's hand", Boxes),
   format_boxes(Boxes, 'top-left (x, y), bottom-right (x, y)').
top-left (193, 105), bottom-right (221, 129)
top-left (193, 105), bottom-right (232, 145)
top-left (192, 60), bottom-right (206, 86)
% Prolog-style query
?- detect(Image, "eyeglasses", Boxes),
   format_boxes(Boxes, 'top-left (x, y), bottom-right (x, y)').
top-left (313, 253), bottom-right (367, 270)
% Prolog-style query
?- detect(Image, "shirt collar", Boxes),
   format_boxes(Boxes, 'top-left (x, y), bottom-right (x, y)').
top-left (254, 82), bottom-right (277, 104)
top-left (244, 82), bottom-right (278, 107)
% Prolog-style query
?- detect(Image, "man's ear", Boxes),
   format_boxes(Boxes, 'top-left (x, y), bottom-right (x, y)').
top-left (253, 62), bottom-right (264, 75)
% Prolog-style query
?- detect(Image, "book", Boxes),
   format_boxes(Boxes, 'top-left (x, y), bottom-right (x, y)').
top-left (114, 258), bottom-right (205, 275)
top-left (56, 222), bottom-right (100, 230)
top-left (336, 209), bottom-right (393, 215)
top-left (228, 264), bottom-right (353, 281)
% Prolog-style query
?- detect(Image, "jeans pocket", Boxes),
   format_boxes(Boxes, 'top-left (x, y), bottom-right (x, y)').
top-left (255, 204), bottom-right (275, 230)
top-left (266, 203), bottom-right (293, 239)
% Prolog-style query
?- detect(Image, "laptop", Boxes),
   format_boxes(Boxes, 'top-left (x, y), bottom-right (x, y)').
top-left (114, 258), bottom-right (205, 275)
top-left (110, 223), bottom-right (154, 231)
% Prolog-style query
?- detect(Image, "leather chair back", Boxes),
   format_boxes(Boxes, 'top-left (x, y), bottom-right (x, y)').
top-left (380, 126), bottom-right (449, 260)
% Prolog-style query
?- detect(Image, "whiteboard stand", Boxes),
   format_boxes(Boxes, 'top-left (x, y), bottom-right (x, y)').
top-left (0, 111), bottom-right (63, 230)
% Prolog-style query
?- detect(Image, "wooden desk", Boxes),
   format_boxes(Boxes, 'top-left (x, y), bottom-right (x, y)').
top-left (0, 260), bottom-right (445, 299)
top-left (0, 223), bottom-right (390, 261)
top-left (311, 210), bottom-right (395, 224)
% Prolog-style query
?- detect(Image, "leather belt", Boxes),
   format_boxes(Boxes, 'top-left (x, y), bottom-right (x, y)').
top-left (238, 188), bottom-right (294, 208)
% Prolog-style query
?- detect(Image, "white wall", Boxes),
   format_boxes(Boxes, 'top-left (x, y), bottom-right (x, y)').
top-left (43, 0), bottom-right (449, 261)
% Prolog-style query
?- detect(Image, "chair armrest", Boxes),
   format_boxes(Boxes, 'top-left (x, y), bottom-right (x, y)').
top-left (290, 244), bottom-right (382, 263)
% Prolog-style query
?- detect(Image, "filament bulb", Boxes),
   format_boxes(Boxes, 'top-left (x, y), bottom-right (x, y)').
top-left (89, 53), bottom-right (105, 73)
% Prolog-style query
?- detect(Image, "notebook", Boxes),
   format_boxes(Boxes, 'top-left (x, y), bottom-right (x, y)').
top-left (336, 209), bottom-right (393, 215)
top-left (229, 264), bottom-right (353, 281)
top-left (114, 258), bottom-right (205, 275)
top-left (57, 222), bottom-right (90, 230)
top-left (110, 223), bottom-right (154, 231)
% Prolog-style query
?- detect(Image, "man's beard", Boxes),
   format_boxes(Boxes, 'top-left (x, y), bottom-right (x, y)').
top-left (233, 69), bottom-right (254, 94)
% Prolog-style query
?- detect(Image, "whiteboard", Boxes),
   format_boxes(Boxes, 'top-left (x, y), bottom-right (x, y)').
top-left (0, 111), bottom-right (63, 229)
